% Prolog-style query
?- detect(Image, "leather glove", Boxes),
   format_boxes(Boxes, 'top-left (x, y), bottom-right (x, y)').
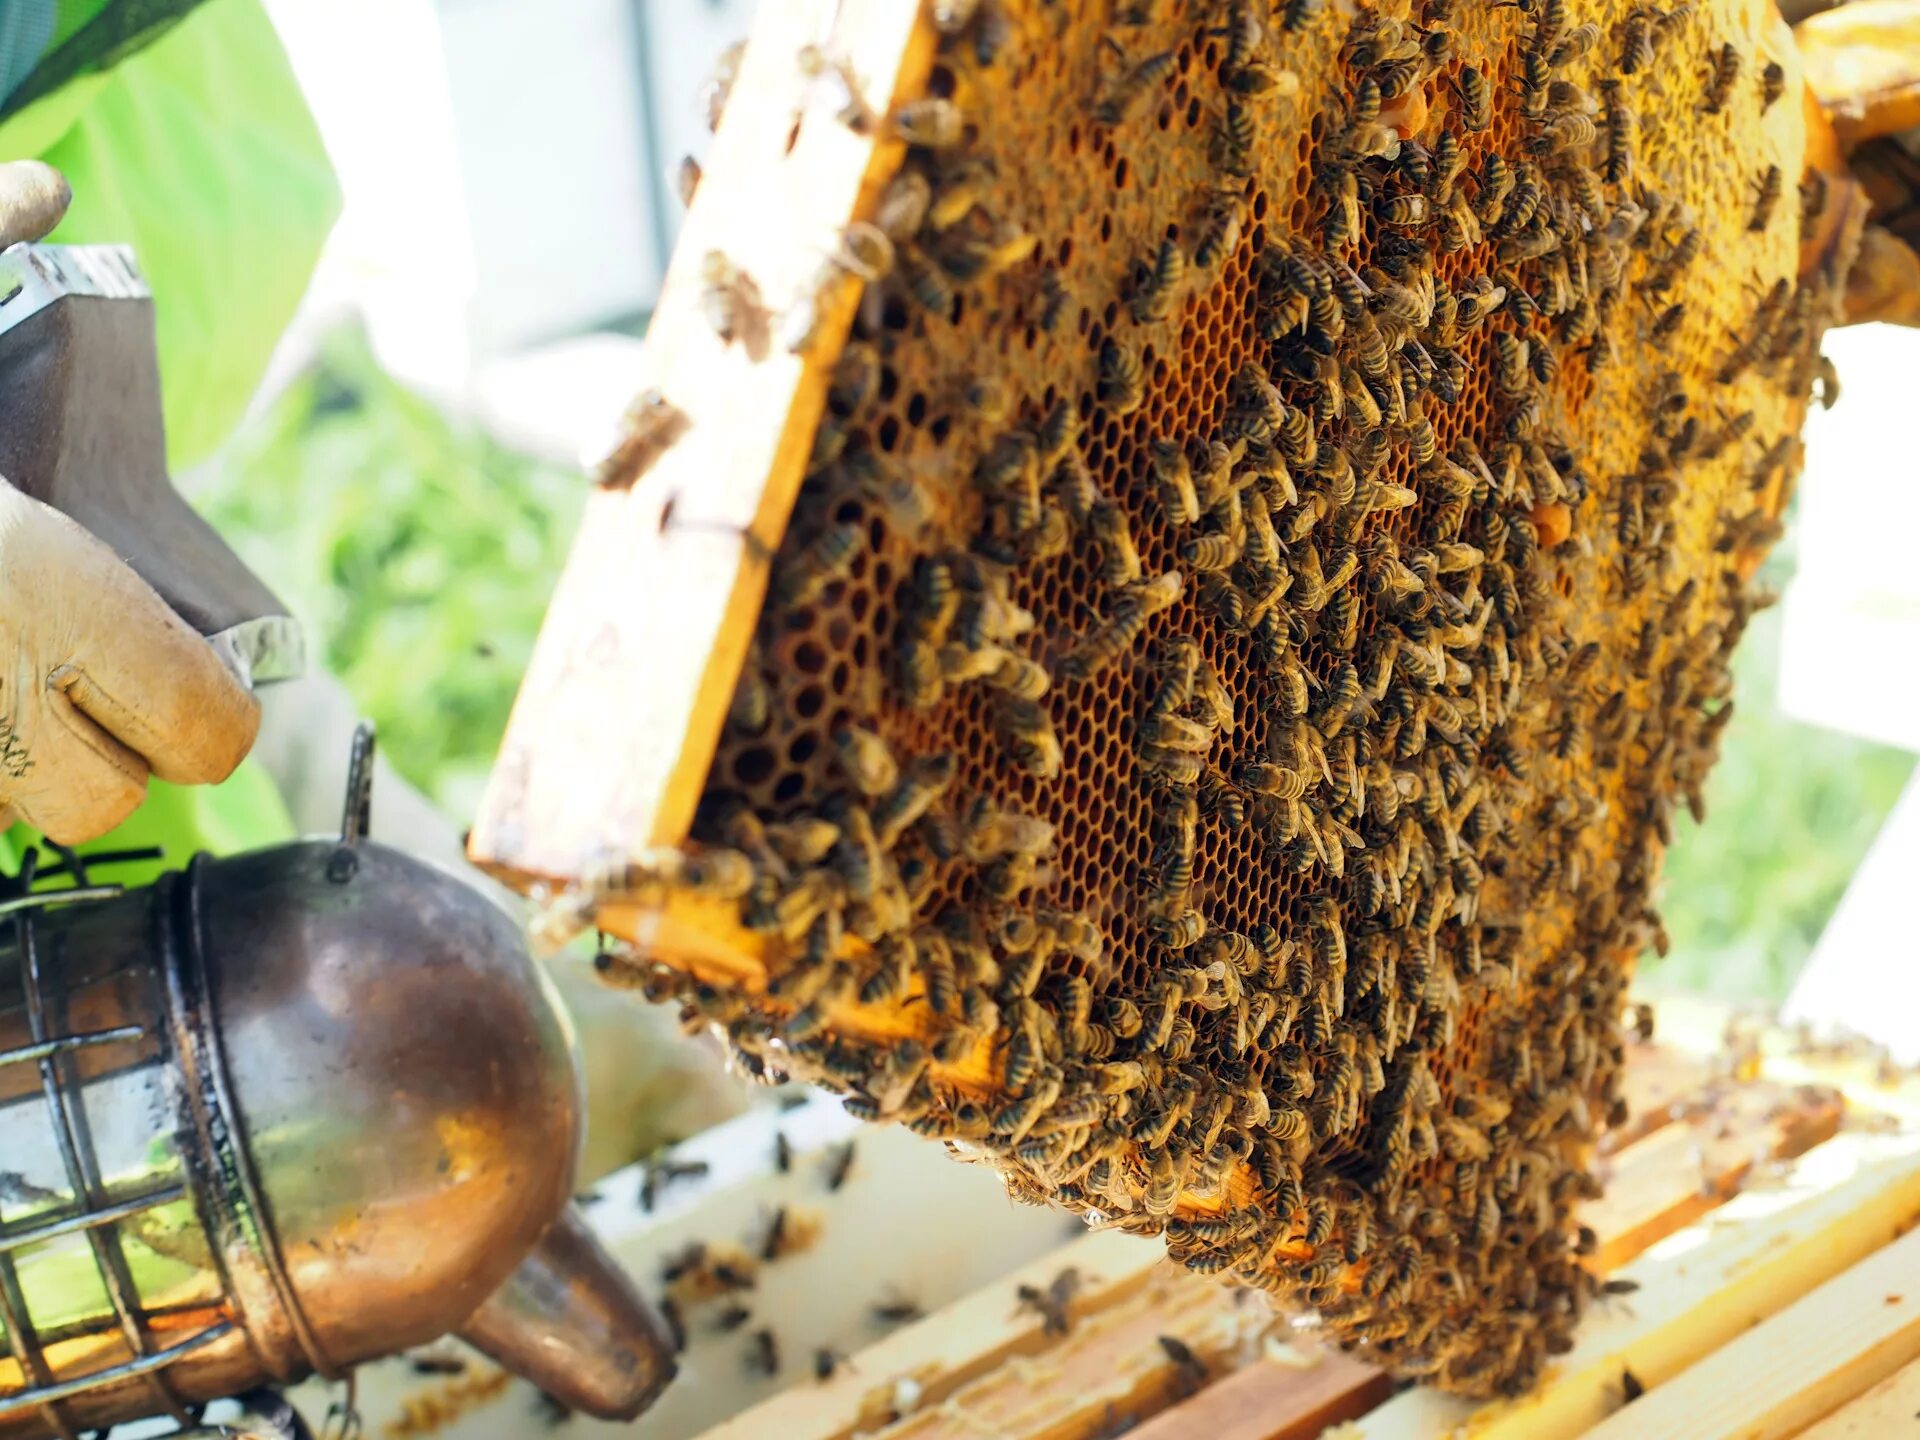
top-left (0, 476), bottom-right (262, 843)
top-left (0, 160), bottom-right (71, 251)
top-left (0, 160), bottom-right (259, 843)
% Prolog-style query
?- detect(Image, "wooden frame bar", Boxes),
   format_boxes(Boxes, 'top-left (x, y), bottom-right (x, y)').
top-left (469, 2), bottom-right (932, 886)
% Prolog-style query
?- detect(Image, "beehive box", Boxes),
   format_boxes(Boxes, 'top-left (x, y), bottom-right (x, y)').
top-left (472, 0), bottom-right (1862, 1399)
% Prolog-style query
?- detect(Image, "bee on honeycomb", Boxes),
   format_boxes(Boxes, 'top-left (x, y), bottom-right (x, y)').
top-left (579, 0), bottom-right (1857, 1397)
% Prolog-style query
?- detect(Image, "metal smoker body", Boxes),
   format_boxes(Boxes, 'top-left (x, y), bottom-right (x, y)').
top-left (0, 737), bottom-right (674, 1438)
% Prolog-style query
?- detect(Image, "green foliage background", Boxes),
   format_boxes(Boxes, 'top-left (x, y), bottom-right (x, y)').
top-left (199, 330), bottom-right (1914, 1003)
top-left (195, 328), bottom-right (584, 820)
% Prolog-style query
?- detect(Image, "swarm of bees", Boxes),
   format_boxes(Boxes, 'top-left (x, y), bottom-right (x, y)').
top-left (595, 0), bottom-right (1857, 1398)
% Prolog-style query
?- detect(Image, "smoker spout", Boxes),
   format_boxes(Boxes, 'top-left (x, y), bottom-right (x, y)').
top-left (457, 1206), bottom-right (676, 1420)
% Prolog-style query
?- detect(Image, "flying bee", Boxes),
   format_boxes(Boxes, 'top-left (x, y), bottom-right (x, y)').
top-left (1454, 66), bottom-right (1491, 130)
top-left (1099, 339), bottom-right (1146, 414)
top-left (1096, 49), bottom-right (1175, 126)
top-left (893, 96), bottom-right (965, 148)
top-left (1749, 164), bottom-right (1781, 231)
top-left (1133, 237), bottom-right (1187, 323)
top-left (1760, 59), bottom-right (1786, 110)
top-left (1702, 41), bottom-right (1741, 113)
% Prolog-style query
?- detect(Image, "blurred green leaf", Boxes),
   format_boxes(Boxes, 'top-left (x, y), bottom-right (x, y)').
top-left (195, 324), bottom-right (585, 820)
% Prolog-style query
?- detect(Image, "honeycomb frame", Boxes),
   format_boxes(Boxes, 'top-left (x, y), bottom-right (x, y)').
top-left (490, 0), bottom-right (1860, 1397)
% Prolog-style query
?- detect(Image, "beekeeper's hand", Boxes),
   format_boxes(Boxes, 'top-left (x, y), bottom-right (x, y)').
top-left (0, 159), bottom-right (71, 250)
top-left (0, 476), bottom-right (260, 843)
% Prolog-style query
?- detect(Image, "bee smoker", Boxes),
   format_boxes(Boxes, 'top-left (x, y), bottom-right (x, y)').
top-left (0, 729), bottom-right (676, 1438)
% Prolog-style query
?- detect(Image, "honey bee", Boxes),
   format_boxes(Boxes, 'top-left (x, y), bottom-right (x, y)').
top-left (1182, 530), bottom-right (1244, 573)
top-left (599, 385), bottom-right (698, 495)
top-left (833, 726), bottom-right (899, 797)
top-left (1144, 1147), bottom-right (1186, 1214)
top-left (1549, 21), bottom-right (1601, 65)
top-left (1001, 699), bottom-right (1064, 778)
top-left (1536, 110), bottom-right (1597, 156)
top-left (1193, 661), bottom-right (1234, 735)
top-left (1492, 333), bottom-right (1532, 396)
top-left (774, 522), bottom-right (862, 608)
top-left (1035, 398), bottom-right (1080, 468)
top-left (894, 97), bottom-right (966, 148)
top-left (798, 45), bottom-right (876, 133)
top-left (1099, 339), bottom-right (1147, 414)
top-left (1214, 98), bottom-right (1257, 179)
top-left (1096, 49), bottom-right (1175, 127)
top-left (1090, 499), bottom-right (1144, 586)
top-left (1133, 237), bottom-right (1187, 323)
top-left (1154, 907), bottom-right (1208, 949)
top-left (1194, 180), bottom-right (1249, 270)
top-left (1144, 712), bottom-right (1218, 754)
top-left (897, 244), bottom-right (956, 316)
top-left (926, 157), bottom-right (995, 231)
top-left (1760, 59), bottom-right (1786, 111)
top-left (1141, 744), bottom-right (1205, 786)
top-left (1454, 66), bottom-right (1491, 130)
top-left (1697, 41), bottom-right (1744, 114)
top-left (764, 819), bottom-right (841, 871)
top-left (701, 251), bottom-right (770, 355)
top-left (700, 39), bottom-right (746, 133)
top-left (1151, 438), bottom-right (1201, 524)
top-left (1050, 451), bottom-right (1101, 526)
top-left (874, 753), bottom-right (957, 848)
top-left (1283, 0), bottom-right (1320, 32)
top-left (1749, 164), bottom-right (1781, 231)
top-left (1618, 10), bottom-right (1655, 72)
